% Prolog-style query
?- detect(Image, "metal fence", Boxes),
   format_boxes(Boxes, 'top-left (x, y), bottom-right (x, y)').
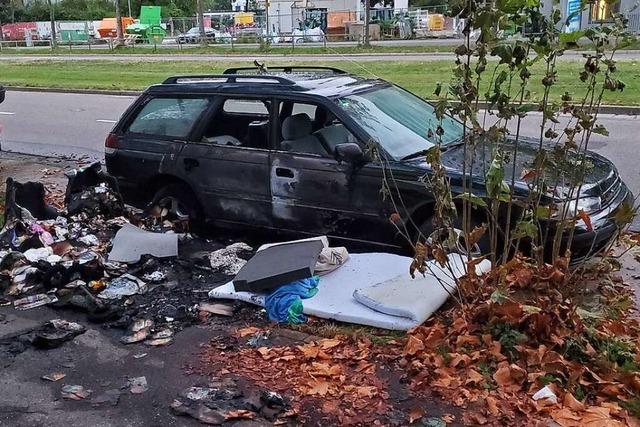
top-left (628, 13), bottom-right (640, 33)
top-left (0, 7), bottom-right (460, 49)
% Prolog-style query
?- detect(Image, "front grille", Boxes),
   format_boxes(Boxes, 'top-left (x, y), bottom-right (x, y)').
top-left (600, 175), bottom-right (621, 207)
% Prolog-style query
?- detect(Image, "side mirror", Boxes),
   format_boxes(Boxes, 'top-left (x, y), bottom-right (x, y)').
top-left (334, 143), bottom-right (364, 165)
top-left (0, 85), bottom-right (5, 104)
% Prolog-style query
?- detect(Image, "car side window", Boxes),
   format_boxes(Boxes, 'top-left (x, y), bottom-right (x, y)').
top-left (126, 97), bottom-right (210, 138)
top-left (202, 98), bottom-right (271, 149)
top-left (279, 102), bottom-right (357, 157)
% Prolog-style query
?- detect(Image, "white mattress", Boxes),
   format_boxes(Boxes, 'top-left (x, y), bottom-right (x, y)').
top-left (208, 252), bottom-right (489, 331)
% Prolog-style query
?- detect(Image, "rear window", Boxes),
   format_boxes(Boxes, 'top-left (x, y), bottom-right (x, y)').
top-left (127, 97), bottom-right (210, 138)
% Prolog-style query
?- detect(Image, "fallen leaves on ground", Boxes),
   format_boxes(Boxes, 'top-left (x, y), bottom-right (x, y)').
top-left (201, 336), bottom-right (392, 425)
top-left (398, 254), bottom-right (640, 426)
top-left (199, 251), bottom-right (640, 426)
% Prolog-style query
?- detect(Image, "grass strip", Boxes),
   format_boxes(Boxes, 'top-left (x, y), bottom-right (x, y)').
top-left (1, 59), bottom-right (638, 105)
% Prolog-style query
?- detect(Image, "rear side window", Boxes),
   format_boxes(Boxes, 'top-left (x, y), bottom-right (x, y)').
top-left (222, 99), bottom-right (269, 114)
top-left (127, 97), bottom-right (210, 138)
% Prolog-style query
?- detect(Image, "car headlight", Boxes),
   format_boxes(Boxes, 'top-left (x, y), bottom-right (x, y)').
top-left (552, 196), bottom-right (602, 218)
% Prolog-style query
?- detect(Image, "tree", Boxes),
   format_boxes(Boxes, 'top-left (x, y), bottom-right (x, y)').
top-left (114, 0), bottom-right (124, 46)
top-left (409, 0), bottom-right (447, 8)
top-left (47, 0), bottom-right (57, 47)
top-left (196, 0), bottom-right (206, 46)
top-left (207, 0), bottom-right (231, 11)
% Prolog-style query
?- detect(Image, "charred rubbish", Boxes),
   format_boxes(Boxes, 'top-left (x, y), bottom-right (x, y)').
top-left (1, 165), bottom-right (252, 352)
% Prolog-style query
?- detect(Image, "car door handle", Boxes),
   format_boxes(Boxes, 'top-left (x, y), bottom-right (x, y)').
top-left (183, 158), bottom-right (199, 171)
top-left (275, 167), bottom-right (294, 178)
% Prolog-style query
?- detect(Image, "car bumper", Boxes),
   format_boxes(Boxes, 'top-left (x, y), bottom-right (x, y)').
top-left (561, 182), bottom-right (634, 263)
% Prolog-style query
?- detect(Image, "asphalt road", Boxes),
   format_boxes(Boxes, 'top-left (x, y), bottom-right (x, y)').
top-left (1, 90), bottom-right (638, 228)
top-left (2, 49), bottom-right (640, 62)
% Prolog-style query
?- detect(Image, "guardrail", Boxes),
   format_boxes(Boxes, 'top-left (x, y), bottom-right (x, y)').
top-left (0, 39), bottom-right (53, 49)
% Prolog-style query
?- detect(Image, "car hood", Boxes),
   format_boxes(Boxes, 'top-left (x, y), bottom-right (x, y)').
top-left (406, 137), bottom-right (621, 201)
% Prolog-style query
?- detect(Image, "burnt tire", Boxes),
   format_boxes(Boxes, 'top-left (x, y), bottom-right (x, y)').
top-left (148, 183), bottom-right (203, 232)
top-left (418, 214), bottom-right (492, 258)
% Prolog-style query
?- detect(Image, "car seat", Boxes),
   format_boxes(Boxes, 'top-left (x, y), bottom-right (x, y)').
top-left (281, 113), bottom-right (326, 155)
top-left (314, 124), bottom-right (351, 155)
top-left (312, 108), bottom-right (352, 155)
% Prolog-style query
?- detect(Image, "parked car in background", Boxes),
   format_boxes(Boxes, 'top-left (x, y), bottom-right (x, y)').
top-left (104, 66), bottom-right (633, 263)
top-left (177, 27), bottom-right (216, 44)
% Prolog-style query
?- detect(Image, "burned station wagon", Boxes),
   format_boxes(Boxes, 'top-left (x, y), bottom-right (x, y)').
top-left (105, 66), bottom-right (633, 261)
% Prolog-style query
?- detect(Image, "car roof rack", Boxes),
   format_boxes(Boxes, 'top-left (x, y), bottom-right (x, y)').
top-left (162, 74), bottom-right (296, 85)
top-left (223, 66), bottom-right (348, 75)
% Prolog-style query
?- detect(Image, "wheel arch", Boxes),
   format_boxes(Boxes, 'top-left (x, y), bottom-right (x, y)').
top-left (143, 174), bottom-right (201, 207)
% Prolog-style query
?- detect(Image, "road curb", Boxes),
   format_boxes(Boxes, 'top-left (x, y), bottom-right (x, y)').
top-left (7, 86), bottom-right (639, 115)
top-left (7, 86), bottom-right (142, 97)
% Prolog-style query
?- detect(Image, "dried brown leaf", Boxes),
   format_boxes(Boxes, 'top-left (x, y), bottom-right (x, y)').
top-left (581, 406), bottom-right (625, 427)
top-left (319, 339), bottom-right (342, 350)
top-left (551, 408), bottom-right (582, 427)
top-left (465, 369), bottom-right (484, 386)
top-left (297, 343), bottom-right (320, 359)
top-left (404, 335), bottom-right (425, 356)
top-left (225, 410), bottom-right (254, 420)
top-left (563, 393), bottom-right (585, 412)
top-left (356, 386), bottom-right (377, 398)
top-left (237, 327), bottom-right (261, 337)
top-left (486, 396), bottom-right (500, 417)
top-left (442, 413), bottom-right (456, 423)
top-left (423, 327), bottom-right (446, 350)
top-left (409, 406), bottom-right (424, 424)
top-left (308, 379), bottom-right (329, 396)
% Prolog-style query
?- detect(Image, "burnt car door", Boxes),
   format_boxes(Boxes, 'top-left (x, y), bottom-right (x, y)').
top-left (269, 99), bottom-right (391, 245)
top-left (175, 96), bottom-right (274, 227)
top-left (106, 95), bottom-right (212, 205)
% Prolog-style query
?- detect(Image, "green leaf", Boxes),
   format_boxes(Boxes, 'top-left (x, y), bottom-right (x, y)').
top-left (490, 288), bottom-right (511, 304)
top-left (559, 30), bottom-right (585, 45)
top-left (576, 307), bottom-right (604, 321)
top-left (522, 305), bottom-right (542, 313)
top-left (491, 44), bottom-right (513, 65)
top-left (434, 82), bottom-right (442, 97)
top-left (455, 192), bottom-right (488, 208)
top-left (515, 104), bottom-right (536, 114)
top-left (512, 220), bottom-right (538, 239)
top-left (536, 206), bottom-right (552, 219)
top-left (496, 0), bottom-right (527, 14)
top-left (613, 203), bottom-right (637, 226)
top-left (592, 125), bottom-right (610, 136)
top-left (498, 192), bottom-right (512, 203)
top-left (485, 153), bottom-right (506, 200)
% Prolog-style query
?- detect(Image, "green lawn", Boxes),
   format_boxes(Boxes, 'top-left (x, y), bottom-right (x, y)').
top-left (1, 59), bottom-right (639, 105)
top-left (0, 44), bottom-right (458, 56)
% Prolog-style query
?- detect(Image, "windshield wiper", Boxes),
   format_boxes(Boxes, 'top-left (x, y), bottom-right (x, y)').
top-left (440, 139), bottom-right (466, 152)
top-left (400, 149), bottom-right (431, 161)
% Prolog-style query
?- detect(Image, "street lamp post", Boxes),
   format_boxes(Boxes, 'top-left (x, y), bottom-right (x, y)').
top-left (47, 0), bottom-right (58, 49)
top-left (364, 0), bottom-right (370, 46)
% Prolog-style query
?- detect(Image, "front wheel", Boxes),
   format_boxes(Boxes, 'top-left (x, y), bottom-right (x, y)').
top-left (418, 215), bottom-right (491, 258)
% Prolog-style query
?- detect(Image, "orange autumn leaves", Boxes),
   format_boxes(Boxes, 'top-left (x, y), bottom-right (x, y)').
top-left (401, 320), bottom-right (640, 426)
top-left (202, 254), bottom-right (640, 426)
top-left (203, 335), bottom-right (392, 426)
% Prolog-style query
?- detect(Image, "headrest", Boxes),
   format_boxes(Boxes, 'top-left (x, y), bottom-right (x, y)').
top-left (314, 108), bottom-right (334, 125)
top-left (282, 113), bottom-right (312, 140)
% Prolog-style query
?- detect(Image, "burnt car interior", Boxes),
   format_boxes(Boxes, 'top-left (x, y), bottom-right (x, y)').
top-left (202, 98), bottom-right (271, 149)
top-left (278, 101), bottom-right (356, 157)
top-left (201, 95), bottom-right (357, 157)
